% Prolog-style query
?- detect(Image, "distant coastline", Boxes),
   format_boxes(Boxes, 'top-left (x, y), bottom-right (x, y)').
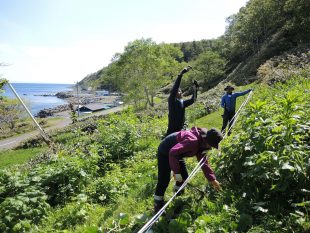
top-left (2, 83), bottom-right (74, 115)
top-left (2, 82), bottom-right (121, 118)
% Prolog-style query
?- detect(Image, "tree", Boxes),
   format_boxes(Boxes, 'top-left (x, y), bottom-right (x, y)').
top-left (104, 38), bottom-right (182, 108)
top-left (192, 51), bottom-right (226, 89)
top-left (0, 98), bottom-right (24, 131)
top-left (0, 77), bottom-right (25, 132)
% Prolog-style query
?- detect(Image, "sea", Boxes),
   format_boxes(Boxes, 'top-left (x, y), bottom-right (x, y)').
top-left (1, 83), bottom-right (74, 115)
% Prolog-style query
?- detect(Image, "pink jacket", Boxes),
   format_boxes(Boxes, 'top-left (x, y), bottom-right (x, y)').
top-left (169, 127), bottom-right (216, 182)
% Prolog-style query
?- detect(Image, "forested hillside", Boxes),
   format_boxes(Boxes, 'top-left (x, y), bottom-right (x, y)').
top-left (0, 0), bottom-right (309, 232)
top-left (80, 0), bottom-right (309, 98)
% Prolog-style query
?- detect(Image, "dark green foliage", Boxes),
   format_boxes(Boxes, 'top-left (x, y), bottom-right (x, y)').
top-left (0, 170), bottom-right (50, 232)
top-left (0, 78), bottom-right (8, 90)
top-left (225, 0), bottom-right (310, 62)
top-left (49, 199), bottom-right (91, 230)
top-left (96, 109), bottom-right (165, 162)
top-left (86, 175), bottom-right (129, 204)
top-left (216, 76), bottom-right (310, 231)
top-left (30, 158), bottom-right (93, 206)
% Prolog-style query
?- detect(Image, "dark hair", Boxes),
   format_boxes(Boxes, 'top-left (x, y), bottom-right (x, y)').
top-left (206, 128), bottom-right (223, 149)
top-left (224, 85), bottom-right (235, 91)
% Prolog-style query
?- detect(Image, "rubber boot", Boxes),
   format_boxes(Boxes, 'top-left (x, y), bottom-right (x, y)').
top-left (174, 184), bottom-right (185, 196)
top-left (154, 199), bottom-right (165, 214)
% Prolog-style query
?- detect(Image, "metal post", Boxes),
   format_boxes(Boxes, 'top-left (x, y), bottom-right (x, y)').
top-left (76, 82), bottom-right (80, 117)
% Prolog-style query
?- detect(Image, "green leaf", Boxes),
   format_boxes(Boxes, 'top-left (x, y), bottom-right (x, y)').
top-left (31, 176), bottom-right (42, 182)
top-left (281, 162), bottom-right (295, 171)
top-left (294, 201), bottom-right (310, 207)
top-left (168, 219), bottom-right (187, 233)
top-left (118, 213), bottom-right (129, 226)
top-left (80, 170), bottom-right (87, 177)
top-left (135, 213), bottom-right (148, 223)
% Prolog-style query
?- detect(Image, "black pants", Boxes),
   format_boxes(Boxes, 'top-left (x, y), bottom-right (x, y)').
top-left (221, 111), bottom-right (235, 134)
top-left (155, 133), bottom-right (189, 197)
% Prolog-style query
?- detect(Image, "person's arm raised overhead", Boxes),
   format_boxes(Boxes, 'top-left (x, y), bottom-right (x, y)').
top-left (184, 79), bottom-right (199, 107)
top-left (168, 66), bottom-right (192, 101)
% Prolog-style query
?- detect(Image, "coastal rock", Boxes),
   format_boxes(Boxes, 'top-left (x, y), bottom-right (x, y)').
top-left (36, 104), bottom-right (70, 118)
top-left (36, 109), bottom-right (53, 118)
top-left (56, 92), bottom-right (73, 98)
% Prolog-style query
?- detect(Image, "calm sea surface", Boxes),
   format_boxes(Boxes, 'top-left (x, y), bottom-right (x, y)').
top-left (1, 83), bottom-right (74, 115)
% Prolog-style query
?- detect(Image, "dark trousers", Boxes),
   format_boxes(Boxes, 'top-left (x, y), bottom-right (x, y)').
top-left (155, 133), bottom-right (189, 197)
top-left (221, 111), bottom-right (235, 134)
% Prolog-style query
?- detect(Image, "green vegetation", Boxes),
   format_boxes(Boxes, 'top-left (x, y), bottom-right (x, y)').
top-left (0, 72), bottom-right (309, 232)
top-left (0, 117), bottom-right (64, 140)
top-left (0, 148), bottom-right (47, 169)
top-left (0, 0), bottom-right (309, 232)
top-left (80, 0), bottom-right (309, 93)
top-left (0, 78), bottom-right (66, 140)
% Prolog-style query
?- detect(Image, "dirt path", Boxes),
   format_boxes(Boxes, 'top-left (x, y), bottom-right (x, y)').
top-left (0, 105), bottom-right (126, 151)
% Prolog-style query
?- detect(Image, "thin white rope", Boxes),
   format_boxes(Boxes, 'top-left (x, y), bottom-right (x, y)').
top-left (138, 157), bottom-right (206, 233)
top-left (138, 90), bottom-right (254, 233)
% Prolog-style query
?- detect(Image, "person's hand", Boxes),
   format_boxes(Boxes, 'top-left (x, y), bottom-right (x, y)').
top-left (174, 174), bottom-right (183, 182)
top-left (211, 180), bottom-right (222, 191)
top-left (193, 79), bottom-right (199, 88)
top-left (180, 66), bottom-right (192, 75)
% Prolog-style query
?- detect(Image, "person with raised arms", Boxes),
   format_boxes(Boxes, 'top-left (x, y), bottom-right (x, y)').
top-left (166, 66), bottom-right (199, 136)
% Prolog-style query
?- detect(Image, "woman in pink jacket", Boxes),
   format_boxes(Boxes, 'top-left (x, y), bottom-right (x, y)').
top-left (154, 127), bottom-right (223, 213)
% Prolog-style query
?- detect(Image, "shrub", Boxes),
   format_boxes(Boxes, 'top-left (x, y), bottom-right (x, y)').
top-left (217, 77), bottom-right (310, 220)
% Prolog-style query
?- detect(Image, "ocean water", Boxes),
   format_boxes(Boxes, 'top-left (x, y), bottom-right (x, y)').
top-left (1, 83), bottom-right (74, 115)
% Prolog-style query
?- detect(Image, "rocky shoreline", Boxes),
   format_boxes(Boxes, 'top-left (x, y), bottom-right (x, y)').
top-left (35, 91), bottom-right (120, 118)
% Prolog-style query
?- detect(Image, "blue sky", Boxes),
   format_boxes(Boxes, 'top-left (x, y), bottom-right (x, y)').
top-left (0, 0), bottom-right (248, 84)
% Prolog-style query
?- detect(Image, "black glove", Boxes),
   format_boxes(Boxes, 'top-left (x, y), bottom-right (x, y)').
top-left (180, 66), bottom-right (192, 75)
top-left (193, 79), bottom-right (199, 88)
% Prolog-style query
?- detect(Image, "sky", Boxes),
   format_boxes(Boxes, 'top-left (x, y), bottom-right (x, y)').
top-left (0, 0), bottom-right (248, 84)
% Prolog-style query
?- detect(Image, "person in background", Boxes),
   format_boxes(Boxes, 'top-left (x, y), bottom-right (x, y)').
top-left (166, 66), bottom-right (199, 136)
top-left (221, 85), bottom-right (253, 135)
top-left (154, 127), bottom-right (223, 213)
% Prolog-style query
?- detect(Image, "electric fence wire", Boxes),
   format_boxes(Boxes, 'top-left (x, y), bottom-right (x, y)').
top-left (138, 90), bottom-right (254, 233)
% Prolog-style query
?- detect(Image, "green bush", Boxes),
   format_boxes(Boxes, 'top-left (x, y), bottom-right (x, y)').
top-left (0, 186), bottom-right (50, 232)
top-left (97, 109), bottom-right (164, 162)
top-left (86, 175), bottom-right (129, 204)
top-left (217, 77), bottom-right (310, 224)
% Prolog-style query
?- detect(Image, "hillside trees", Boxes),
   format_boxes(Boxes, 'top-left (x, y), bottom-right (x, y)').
top-left (191, 51), bottom-right (226, 89)
top-left (283, 0), bottom-right (310, 42)
top-left (101, 38), bottom-right (183, 108)
top-left (174, 39), bottom-right (223, 62)
top-left (225, 0), bottom-right (310, 64)
top-left (225, 0), bottom-right (284, 61)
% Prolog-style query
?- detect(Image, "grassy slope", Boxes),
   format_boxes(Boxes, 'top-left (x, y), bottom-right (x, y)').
top-left (1, 51), bottom-right (309, 232)
top-left (33, 85), bottom-right (259, 232)
top-left (0, 117), bottom-right (65, 140)
top-left (0, 147), bottom-right (47, 169)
